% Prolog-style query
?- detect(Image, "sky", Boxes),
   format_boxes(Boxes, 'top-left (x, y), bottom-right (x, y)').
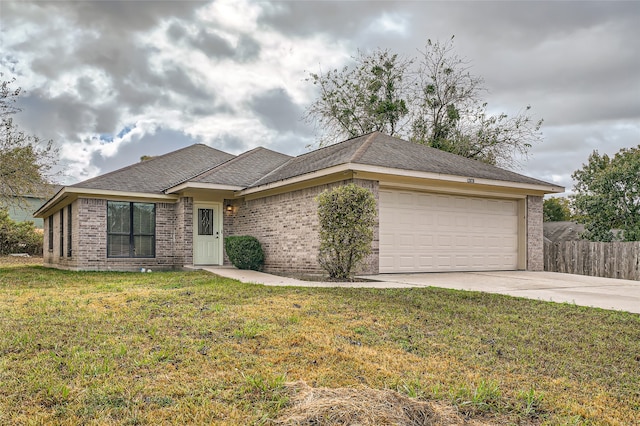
top-left (1, 0), bottom-right (639, 195)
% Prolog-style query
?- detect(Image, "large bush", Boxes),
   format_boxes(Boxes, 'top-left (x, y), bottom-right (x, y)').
top-left (224, 235), bottom-right (265, 271)
top-left (316, 183), bottom-right (376, 280)
top-left (0, 209), bottom-right (43, 255)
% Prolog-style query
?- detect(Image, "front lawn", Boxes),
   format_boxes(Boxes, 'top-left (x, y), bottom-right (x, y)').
top-left (0, 264), bottom-right (638, 425)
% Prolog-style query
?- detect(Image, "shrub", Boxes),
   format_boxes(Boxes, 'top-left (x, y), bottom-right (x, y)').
top-left (0, 209), bottom-right (43, 255)
top-left (224, 235), bottom-right (265, 271)
top-left (316, 183), bottom-right (376, 280)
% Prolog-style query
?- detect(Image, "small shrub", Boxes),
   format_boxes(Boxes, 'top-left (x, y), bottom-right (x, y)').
top-left (316, 183), bottom-right (376, 280)
top-left (224, 235), bottom-right (264, 271)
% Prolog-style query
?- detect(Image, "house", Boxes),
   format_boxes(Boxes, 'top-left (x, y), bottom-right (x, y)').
top-left (34, 132), bottom-right (564, 273)
top-left (544, 221), bottom-right (624, 243)
top-left (3, 184), bottom-right (60, 229)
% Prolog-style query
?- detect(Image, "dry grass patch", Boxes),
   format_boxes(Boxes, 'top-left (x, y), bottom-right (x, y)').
top-left (1, 262), bottom-right (638, 425)
top-left (276, 381), bottom-right (494, 425)
top-left (0, 254), bottom-right (43, 267)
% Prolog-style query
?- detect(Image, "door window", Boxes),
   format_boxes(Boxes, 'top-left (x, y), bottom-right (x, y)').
top-left (198, 208), bottom-right (214, 235)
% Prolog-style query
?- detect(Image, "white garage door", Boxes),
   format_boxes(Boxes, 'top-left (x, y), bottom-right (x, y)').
top-left (379, 189), bottom-right (519, 273)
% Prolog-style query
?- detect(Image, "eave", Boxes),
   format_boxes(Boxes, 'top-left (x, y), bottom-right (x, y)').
top-left (34, 187), bottom-right (179, 218)
top-left (164, 181), bottom-right (244, 194)
top-left (239, 163), bottom-right (565, 198)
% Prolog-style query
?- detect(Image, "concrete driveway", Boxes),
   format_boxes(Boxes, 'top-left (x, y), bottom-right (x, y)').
top-left (361, 271), bottom-right (640, 314)
top-left (202, 267), bottom-right (640, 314)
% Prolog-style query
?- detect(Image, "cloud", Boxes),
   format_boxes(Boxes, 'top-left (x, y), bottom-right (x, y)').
top-left (1, 0), bottom-right (638, 194)
top-left (248, 88), bottom-right (306, 133)
top-left (89, 128), bottom-right (200, 174)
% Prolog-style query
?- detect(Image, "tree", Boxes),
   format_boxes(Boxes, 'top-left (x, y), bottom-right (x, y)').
top-left (305, 36), bottom-right (543, 168)
top-left (543, 197), bottom-right (572, 222)
top-left (316, 183), bottom-right (376, 280)
top-left (0, 78), bottom-right (57, 209)
top-left (305, 49), bottom-right (412, 146)
top-left (571, 146), bottom-right (640, 241)
top-left (0, 208), bottom-right (43, 255)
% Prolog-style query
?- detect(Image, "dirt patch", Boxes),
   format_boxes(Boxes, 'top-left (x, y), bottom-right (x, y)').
top-left (274, 381), bottom-right (492, 425)
top-left (271, 273), bottom-right (374, 283)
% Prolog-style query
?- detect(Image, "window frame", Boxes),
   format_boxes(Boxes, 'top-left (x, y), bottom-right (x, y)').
top-left (48, 215), bottom-right (54, 252)
top-left (67, 204), bottom-right (72, 257)
top-left (59, 208), bottom-right (64, 258)
top-left (107, 201), bottom-right (156, 258)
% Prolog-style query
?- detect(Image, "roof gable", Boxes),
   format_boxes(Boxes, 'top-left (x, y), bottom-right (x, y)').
top-left (189, 147), bottom-right (292, 187)
top-left (71, 144), bottom-right (235, 194)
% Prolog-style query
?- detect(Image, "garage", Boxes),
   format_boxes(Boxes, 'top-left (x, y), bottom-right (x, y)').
top-left (379, 189), bottom-right (520, 273)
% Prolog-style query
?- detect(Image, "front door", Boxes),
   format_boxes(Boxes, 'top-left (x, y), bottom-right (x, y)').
top-left (193, 203), bottom-right (222, 265)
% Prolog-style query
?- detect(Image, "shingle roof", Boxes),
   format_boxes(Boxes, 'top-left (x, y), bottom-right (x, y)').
top-left (189, 147), bottom-right (292, 187)
top-left (71, 144), bottom-right (235, 193)
top-left (251, 132), bottom-right (554, 187)
top-left (69, 132), bottom-right (556, 196)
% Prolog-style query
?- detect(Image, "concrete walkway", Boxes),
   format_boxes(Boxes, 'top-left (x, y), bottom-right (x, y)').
top-left (200, 266), bottom-right (640, 314)
top-left (199, 266), bottom-right (404, 288)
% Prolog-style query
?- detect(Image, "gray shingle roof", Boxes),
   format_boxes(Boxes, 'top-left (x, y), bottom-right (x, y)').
top-left (251, 132), bottom-right (554, 187)
top-left (69, 132), bottom-right (556, 195)
top-left (71, 144), bottom-right (235, 193)
top-left (189, 147), bottom-right (292, 187)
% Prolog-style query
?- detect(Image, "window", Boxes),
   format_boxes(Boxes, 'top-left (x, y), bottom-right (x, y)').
top-left (107, 202), bottom-right (156, 257)
top-left (59, 209), bottom-right (64, 257)
top-left (48, 216), bottom-right (53, 251)
top-left (67, 205), bottom-right (72, 257)
top-left (198, 208), bottom-right (214, 235)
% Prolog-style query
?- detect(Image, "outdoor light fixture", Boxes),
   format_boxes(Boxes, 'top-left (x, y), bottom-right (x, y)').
top-left (226, 204), bottom-right (233, 212)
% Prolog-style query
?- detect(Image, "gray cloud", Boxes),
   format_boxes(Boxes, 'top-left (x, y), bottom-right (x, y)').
top-left (259, 2), bottom-right (389, 38)
top-left (186, 29), bottom-right (261, 62)
top-left (46, 1), bottom-right (197, 33)
top-left (248, 88), bottom-right (306, 133)
top-left (14, 90), bottom-right (116, 140)
top-left (90, 128), bottom-right (200, 174)
top-left (190, 29), bottom-right (236, 58)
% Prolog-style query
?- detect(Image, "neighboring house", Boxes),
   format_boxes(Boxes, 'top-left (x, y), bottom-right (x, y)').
top-left (34, 132), bottom-right (564, 273)
top-left (544, 221), bottom-right (625, 243)
top-left (4, 184), bottom-right (61, 229)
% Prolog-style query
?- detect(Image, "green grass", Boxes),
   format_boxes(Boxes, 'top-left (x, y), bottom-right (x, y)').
top-left (0, 264), bottom-right (639, 425)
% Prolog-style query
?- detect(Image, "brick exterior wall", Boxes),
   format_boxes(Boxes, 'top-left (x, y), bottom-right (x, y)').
top-left (175, 197), bottom-right (193, 266)
top-left (224, 179), bottom-right (379, 275)
top-left (44, 197), bottom-right (190, 271)
top-left (526, 195), bottom-right (544, 271)
top-left (41, 185), bottom-right (540, 274)
top-left (43, 202), bottom-right (78, 268)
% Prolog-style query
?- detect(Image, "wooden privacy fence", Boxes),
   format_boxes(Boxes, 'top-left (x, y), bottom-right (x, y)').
top-left (544, 240), bottom-right (640, 280)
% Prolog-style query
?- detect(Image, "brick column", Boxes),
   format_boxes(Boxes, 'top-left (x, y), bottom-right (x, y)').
top-left (527, 195), bottom-right (544, 271)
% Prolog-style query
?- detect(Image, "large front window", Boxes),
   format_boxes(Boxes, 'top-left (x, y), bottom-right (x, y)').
top-left (107, 202), bottom-right (156, 258)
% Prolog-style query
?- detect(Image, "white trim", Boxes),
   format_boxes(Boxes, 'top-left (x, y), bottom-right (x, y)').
top-left (354, 164), bottom-right (564, 193)
top-left (379, 182), bottom-right (528, 199)
top-left (238, 163), bottom-right (565, 196)
top-left (34, 187), bottom-right (179, 218)
top-left (165, 181), bottom-right (244, 194)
